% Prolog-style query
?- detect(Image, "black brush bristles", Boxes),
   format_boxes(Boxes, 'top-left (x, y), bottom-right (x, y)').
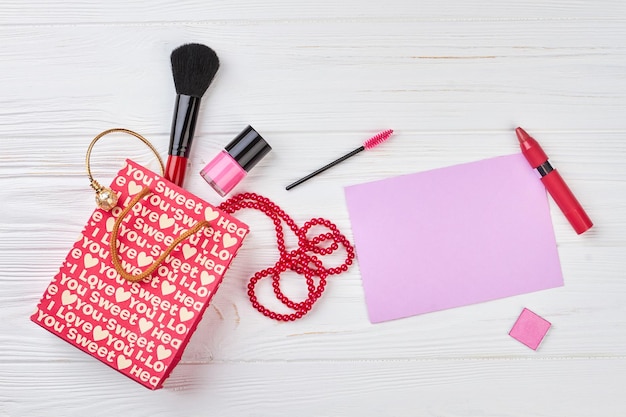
top-left (170, 43), bottom-right (220, 97)
top-left (164, 43), bottom-right (220, 187)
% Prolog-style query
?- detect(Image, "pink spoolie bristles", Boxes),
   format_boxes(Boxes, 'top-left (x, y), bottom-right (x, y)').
top-left (285, 129), bottom-right (395, 190)
top-left (363, 129), bottom-right (394, 150)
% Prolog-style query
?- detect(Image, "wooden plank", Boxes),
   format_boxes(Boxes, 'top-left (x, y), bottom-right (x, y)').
top-left (1, 0), bottom-right (625, 24)
top-left (2, 360), bottom-right (625, 416)
top-left (3, 244), bottom-right (624, 363)
top-left (1, 1), bottom-right (625, 415)
top-left (0, 20), bottom-right (625, 137)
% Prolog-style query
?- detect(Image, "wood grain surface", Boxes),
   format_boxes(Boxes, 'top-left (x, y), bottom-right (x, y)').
top-left (1, 1), bottom-right (625, 416)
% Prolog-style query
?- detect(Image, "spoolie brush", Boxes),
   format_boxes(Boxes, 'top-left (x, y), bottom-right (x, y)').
top-left (285, 129), bottom-right (394, 190)
top-left (165, 43), bottom-right (220, 187)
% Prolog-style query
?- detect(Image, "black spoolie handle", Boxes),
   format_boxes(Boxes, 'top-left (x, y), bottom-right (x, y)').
top-left (285, 146), bottom-right (365, 190)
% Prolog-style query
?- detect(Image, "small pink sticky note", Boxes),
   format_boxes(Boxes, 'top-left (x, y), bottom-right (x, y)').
top-left (509, 308), bottom-right (551, 350)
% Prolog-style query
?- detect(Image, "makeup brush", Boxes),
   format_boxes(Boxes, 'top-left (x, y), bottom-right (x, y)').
top-left (165, 43), bottom-right (220, 187)
top-left (285, 129), bottom-right (394, 190)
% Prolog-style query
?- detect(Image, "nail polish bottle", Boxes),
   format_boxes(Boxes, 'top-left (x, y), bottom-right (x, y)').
top-left (200, 125), bottom-right (272, 196)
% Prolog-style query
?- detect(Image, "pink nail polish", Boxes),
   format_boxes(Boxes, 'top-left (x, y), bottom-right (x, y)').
top-left (200, 126), bottom-right (272, 196)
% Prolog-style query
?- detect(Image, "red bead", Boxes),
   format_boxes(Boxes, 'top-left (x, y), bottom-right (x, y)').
top-left (221, 193), bottom-right (355, 322)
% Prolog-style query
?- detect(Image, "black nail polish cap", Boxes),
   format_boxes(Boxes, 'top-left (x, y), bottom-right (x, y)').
top-left (225, 125), bottom-right (272, 172)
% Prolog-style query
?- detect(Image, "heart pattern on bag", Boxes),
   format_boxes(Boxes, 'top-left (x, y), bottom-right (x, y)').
top-left (137, 252), bottom-right (154, 267)
top-left (201, 271), bottom-right (215, 285)
top-left (138, 318), bottom-right (153, 333)
top-left (105, 217), bottom-right (115, 233)
top-left (117, 355), bottom-right (132, 370)
top-left (159, 214), bottom-right (175, 229)
top-left (61, 290), bottom-right (77, 306)
top-left (30, 160), bottom-right (250, 390)
top-left (93, 326), bottom-right (109, 341)
top-left (83, 254), bottom-right (99, 269)
top-left (205, 207), bottom-right (219, 221)
top-left (179, 307), bottom-right (194, 322)
top-left (157, 345), bottom-right (172, 360)
top-left (115, 287), bottom-right (131, 303)
top-left (222, 233), bottom-right (237, 248)
top-left (161, 281), bottom-right (176, 296)
top-left (181, 244), bottom-right (197, 260)
top-left (127, 181), bottom-right (143, 195)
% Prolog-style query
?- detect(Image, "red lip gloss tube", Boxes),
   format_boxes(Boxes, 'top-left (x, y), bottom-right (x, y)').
top-left (200, 126), bottom-right (272, 197)
top-left (516, 127), bottom-right (593, 234)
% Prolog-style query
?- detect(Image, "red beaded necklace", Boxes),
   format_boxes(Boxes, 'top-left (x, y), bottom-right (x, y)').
top-left (219, 192), bottom-right (355, 321)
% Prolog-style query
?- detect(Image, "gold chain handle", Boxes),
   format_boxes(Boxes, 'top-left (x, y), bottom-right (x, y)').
top-left (109, 186), bottom-right (211, 282)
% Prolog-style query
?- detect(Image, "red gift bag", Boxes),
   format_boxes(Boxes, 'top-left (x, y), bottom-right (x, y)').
top-left (31, 159), bottom-right (248, 389)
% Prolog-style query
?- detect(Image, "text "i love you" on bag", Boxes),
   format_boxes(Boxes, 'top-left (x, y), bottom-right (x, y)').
top-left (31, 159), bottom-right (249, 389)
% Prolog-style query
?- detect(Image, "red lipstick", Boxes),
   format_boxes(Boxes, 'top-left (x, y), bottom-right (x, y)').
top-left (516, 127), bottom-right (593, 234)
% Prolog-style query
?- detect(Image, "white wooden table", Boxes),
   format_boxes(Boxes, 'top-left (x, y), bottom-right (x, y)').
top-left (2, 1), bottom-right (625, 416)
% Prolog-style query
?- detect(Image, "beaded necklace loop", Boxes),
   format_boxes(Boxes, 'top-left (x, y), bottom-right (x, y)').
top-left (85, 129), bottom-right (354, 321)
top-left (219, 193), bottom-right (355, 321)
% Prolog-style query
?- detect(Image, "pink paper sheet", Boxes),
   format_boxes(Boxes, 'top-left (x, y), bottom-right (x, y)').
top-left (344, 153), bottom-right (563, 323)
